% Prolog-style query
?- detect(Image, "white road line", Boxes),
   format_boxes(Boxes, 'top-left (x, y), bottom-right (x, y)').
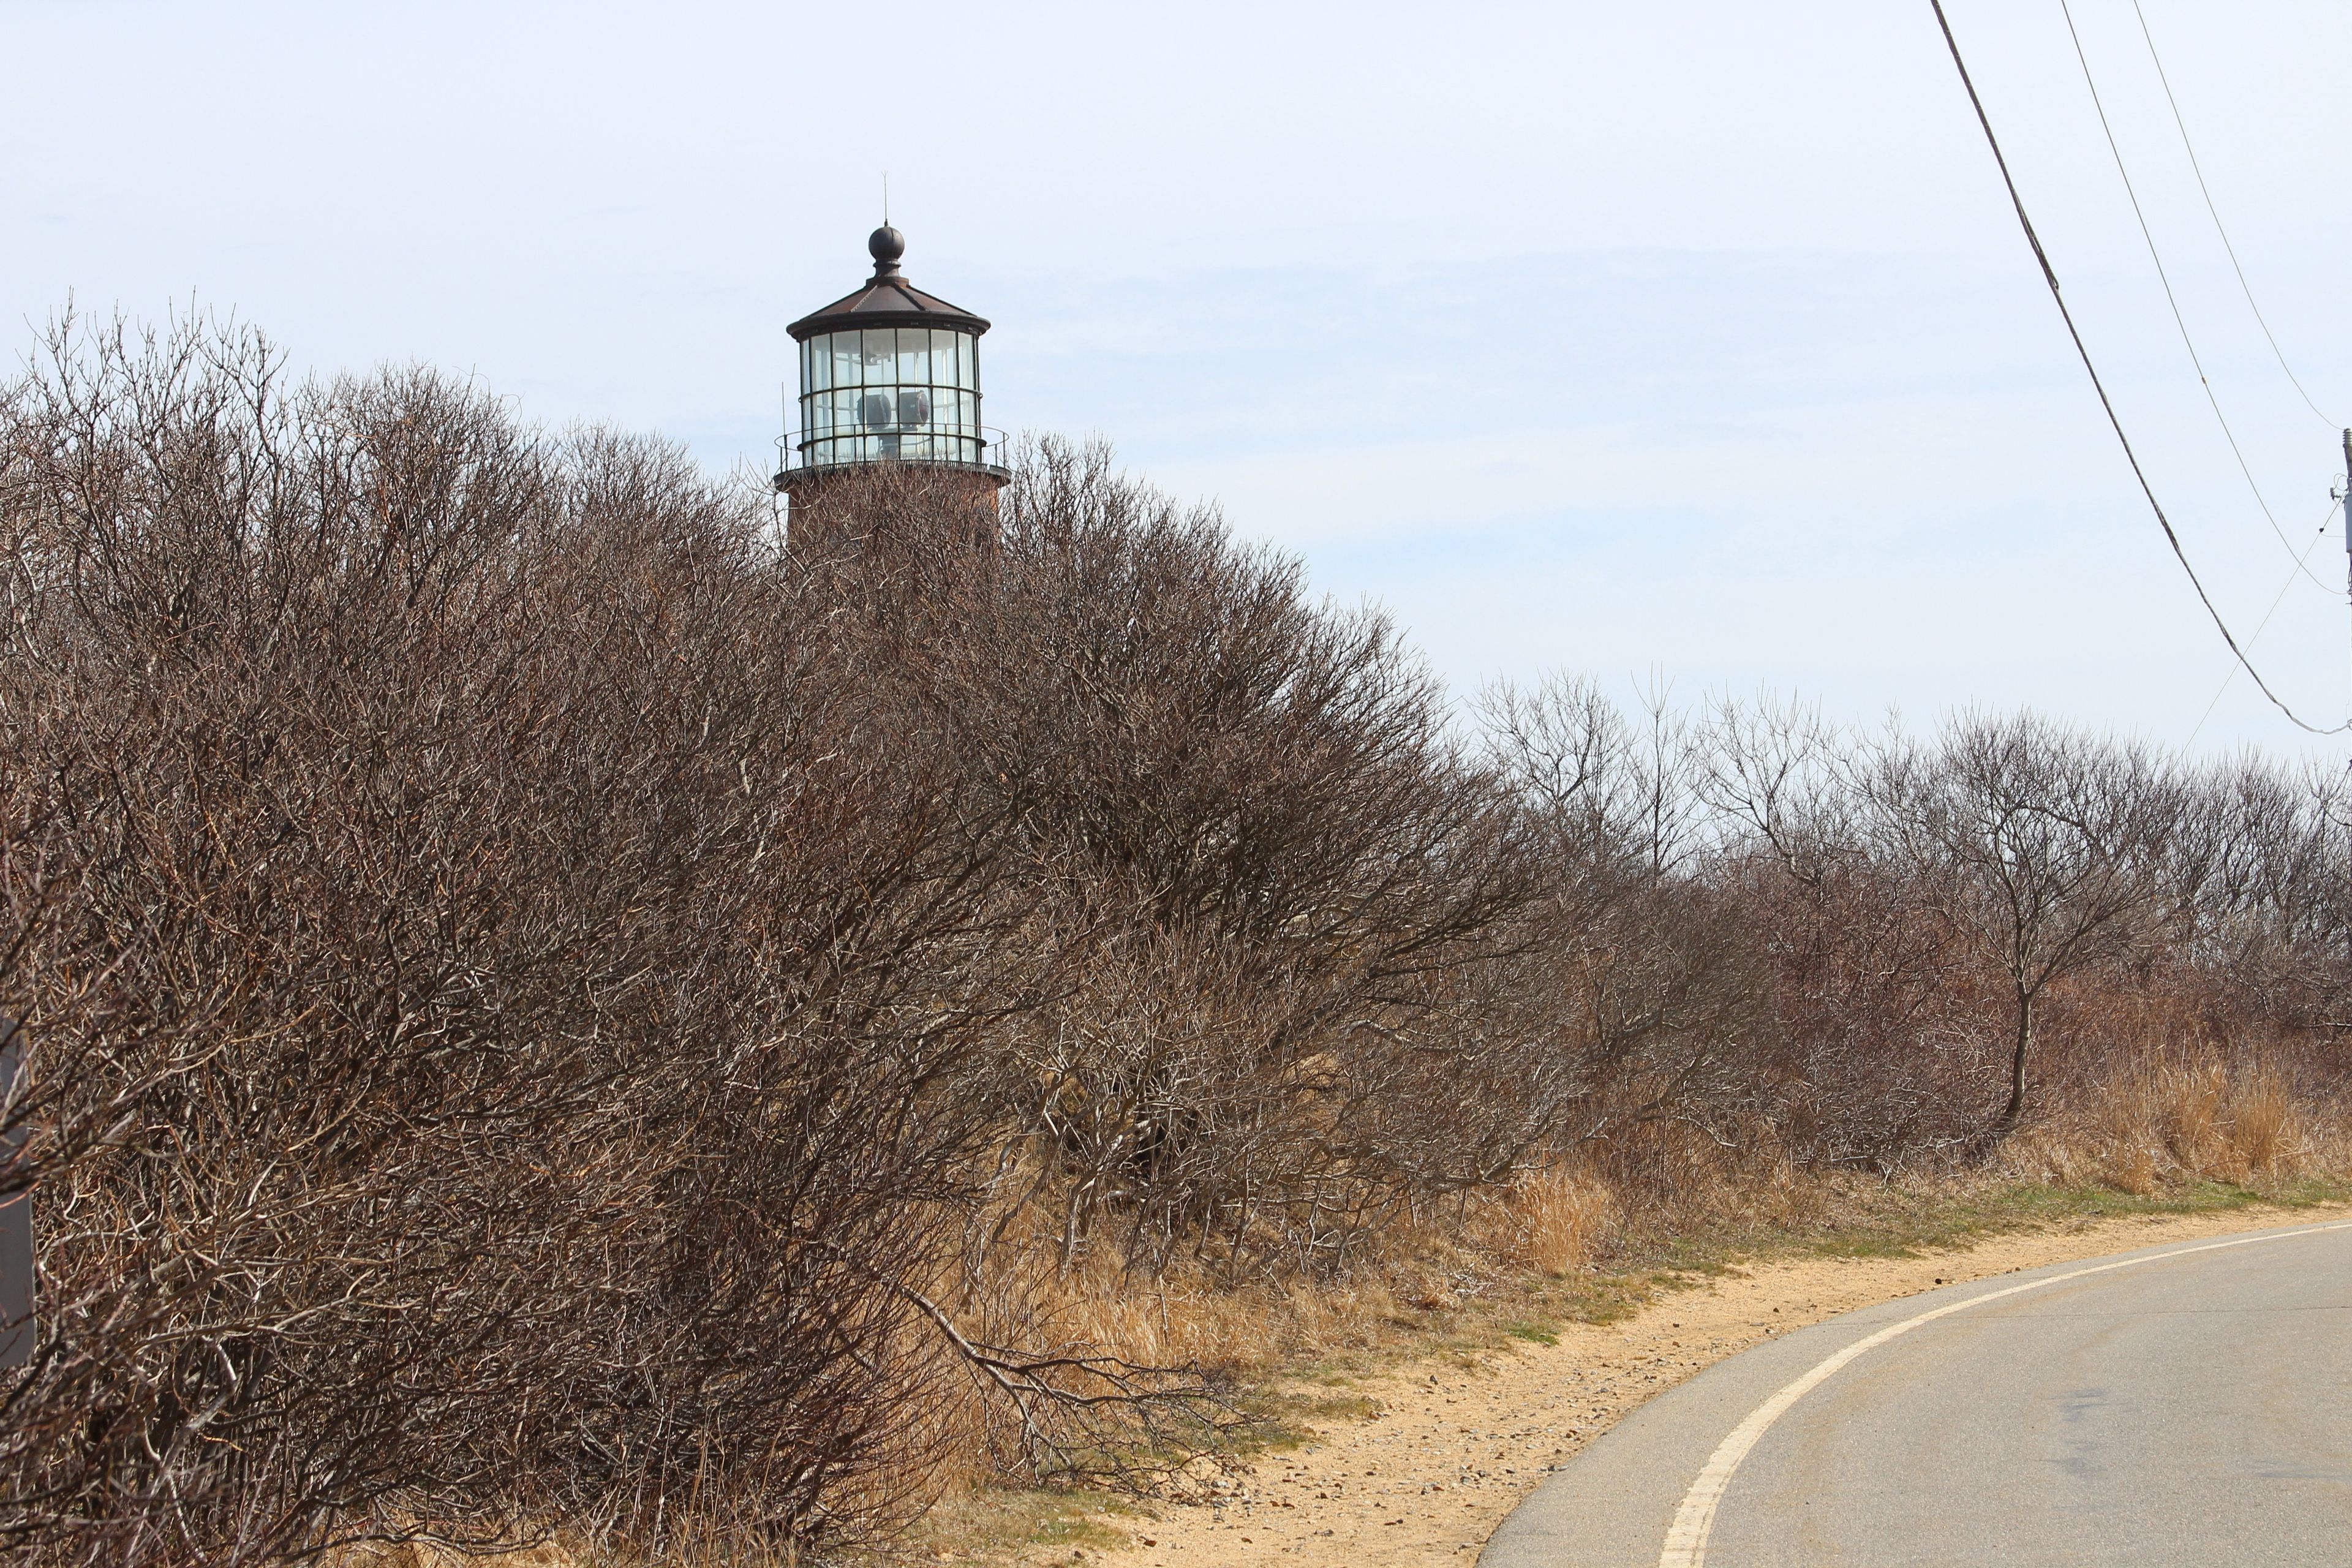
top-left (1657, 1218), bottom-right (2352, 1568)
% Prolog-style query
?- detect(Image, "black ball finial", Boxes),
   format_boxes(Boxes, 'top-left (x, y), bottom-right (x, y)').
top-left (869, 225), bottom-right (906, 272)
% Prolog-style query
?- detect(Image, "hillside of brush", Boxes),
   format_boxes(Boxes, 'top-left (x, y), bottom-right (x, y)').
top-left (2, 320), bottom-right (2349, 1567)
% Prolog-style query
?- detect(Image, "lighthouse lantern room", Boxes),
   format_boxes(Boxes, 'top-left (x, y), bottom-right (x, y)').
top-left (776, 226), bottom-right (1008, 505)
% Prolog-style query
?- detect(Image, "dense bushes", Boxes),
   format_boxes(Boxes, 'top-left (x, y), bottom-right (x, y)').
top-left (0, 324), bottom-right (1041, 1564)
top-left (1, 322), bottom-right (2348, 1564)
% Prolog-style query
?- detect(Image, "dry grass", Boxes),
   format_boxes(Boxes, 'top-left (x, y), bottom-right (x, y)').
top-left (995, 1243), bottom-right (1422, 1385)
top-left (325, 1543), bottom-right (581, 1568)
top-left (997, 1042), bottom-right (2346, 1387)
top-left (1477, 1167), bottom-right (1617, 1278)
top-left (323, 1511), bottom-right (817, 1568)
top-left (2227, 1067), bottom-right (2298, 1176)
top-left (2015, 1045), bottom-right (2337, 1196)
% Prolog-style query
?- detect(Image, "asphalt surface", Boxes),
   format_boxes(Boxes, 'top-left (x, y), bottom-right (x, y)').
top-left (1483, 1218), bottom-right (2352, 1567)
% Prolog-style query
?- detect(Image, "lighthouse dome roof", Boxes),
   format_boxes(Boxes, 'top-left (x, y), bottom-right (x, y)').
top-left (788, 228), bottom-right (989, 341)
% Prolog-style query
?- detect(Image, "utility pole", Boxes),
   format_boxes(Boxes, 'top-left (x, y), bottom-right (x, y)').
top-left (0, 1017), bottom-right (26, 1370)
top-left (2336, 429), bottom-right (2352, 719)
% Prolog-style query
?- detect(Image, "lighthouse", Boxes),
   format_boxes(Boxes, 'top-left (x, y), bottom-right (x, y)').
top-left (775, 226), bottom-right (1008, 541)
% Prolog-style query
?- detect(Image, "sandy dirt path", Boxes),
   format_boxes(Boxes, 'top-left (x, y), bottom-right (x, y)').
top-left (1069, 1204), bottom-right (2344, 1568)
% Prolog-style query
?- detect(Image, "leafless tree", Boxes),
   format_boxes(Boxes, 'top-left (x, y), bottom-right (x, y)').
top-left (1860, 715), bottom-right (2178, 1133)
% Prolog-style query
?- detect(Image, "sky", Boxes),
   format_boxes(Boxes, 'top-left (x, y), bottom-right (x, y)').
top-left (7, 1), bottom-right (2351, 761)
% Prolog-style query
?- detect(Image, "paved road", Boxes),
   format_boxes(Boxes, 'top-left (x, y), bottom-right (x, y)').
top-left (1483, 1218), bottom-right (2352, 1567)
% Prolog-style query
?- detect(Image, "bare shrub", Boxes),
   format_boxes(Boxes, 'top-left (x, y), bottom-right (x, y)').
top-left (0, 319), bottom-right (1061, 1564)
top-left (957, 443), bottom-right (1545, 1282)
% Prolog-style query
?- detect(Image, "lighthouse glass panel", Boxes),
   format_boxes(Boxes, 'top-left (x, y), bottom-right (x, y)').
top-left (797, 326), bottom-right (984, 466)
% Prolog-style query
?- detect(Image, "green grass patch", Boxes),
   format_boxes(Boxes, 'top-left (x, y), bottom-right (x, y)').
top-left (1464, 1173), bottom-right (2352, 1344)
top-left (1022, 1504), bottom-right (1132, 1551)
top-left (897, 1485), bottom-right (1146, 1564)
top-left (1294, 1391), bottom-right (1382, 1422)
top-left (1596, 1175), bottom-right (2352, 1289)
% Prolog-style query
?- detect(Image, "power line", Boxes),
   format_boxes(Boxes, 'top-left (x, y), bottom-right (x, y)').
top-left (2186, 496), bottom-right (2340, 748)
top-left (2056, 0), bottom-right (2334, 594)
top-left (2132, 0), bottom-right (2339, 431)
top-left (1925, 0), bottom-right (2348, 737)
